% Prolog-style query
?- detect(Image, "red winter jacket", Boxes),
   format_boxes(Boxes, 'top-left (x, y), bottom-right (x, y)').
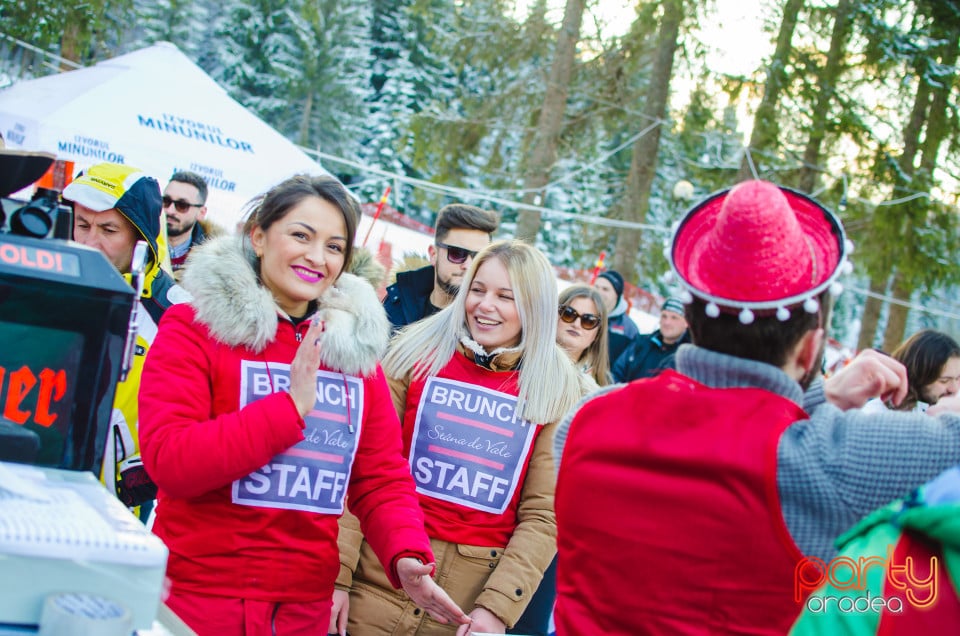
top-left (139, 236), bottom-right (432, 603)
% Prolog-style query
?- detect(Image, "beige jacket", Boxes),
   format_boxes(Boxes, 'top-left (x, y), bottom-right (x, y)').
top-left (336, 346), bottom-right (560, 631)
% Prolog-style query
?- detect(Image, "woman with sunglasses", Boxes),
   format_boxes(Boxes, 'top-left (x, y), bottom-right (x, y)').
top-left (556, 284), bottom-right (612, 387)
top-left (333, 240), bottom-right (589, 636)
top-left (138, 175), bottom-right (468, 634)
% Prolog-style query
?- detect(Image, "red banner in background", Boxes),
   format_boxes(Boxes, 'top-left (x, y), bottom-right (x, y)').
top-left (360, 202), bottom-right (434, 236)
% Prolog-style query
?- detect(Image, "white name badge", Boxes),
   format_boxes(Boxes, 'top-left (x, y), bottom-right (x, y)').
top-left (232, 361), bottom-right (363, 514)
top-left (409, 377), bottom-right (537, 514)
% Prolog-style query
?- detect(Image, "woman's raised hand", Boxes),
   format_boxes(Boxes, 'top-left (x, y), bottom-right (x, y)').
top-left (288, 315), bottom-right (325, 417)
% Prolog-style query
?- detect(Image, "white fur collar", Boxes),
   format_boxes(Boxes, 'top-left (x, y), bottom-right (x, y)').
top-left (459, 334), bottom-right (523, 359)
top-left (182, 235), bottom-right (390, 377)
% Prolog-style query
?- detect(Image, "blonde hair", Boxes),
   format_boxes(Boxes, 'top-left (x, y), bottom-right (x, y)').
top-left (558, 284), bottom-right (612, 386)
top-left (383, 240), bottom-right (584, 423)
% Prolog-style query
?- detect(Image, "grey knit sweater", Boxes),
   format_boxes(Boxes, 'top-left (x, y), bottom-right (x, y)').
top-left (554, 343), bottom-right (960, 560)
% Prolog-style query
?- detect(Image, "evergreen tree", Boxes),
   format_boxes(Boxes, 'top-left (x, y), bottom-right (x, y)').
top-left (0, 0), bottom-right (134, 64)
top-left (609, 0), bottom-right (684, 280)
top-left (514, 0), bottom-right (586, 243)
top-left (131, 0), bottom-right (210, 58)
top-left (281, 0), bottom-right (371, 158)
top-left (736, 0), bottom-right (805, 181)
top-left (353, 0), bottom-right (454, 219)
top-left (794, 0), bottom-right (854, 194)
top-left (851, 0), bottom-right (960, 349)
top-left (200, 0), bottom-right (302, 131)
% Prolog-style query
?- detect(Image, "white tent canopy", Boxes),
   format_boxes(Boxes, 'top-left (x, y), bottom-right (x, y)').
top-left (0, 42), bottom-right (328, 230)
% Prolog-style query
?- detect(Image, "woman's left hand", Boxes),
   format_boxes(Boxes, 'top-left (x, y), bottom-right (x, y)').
top-left (327, 589), bottom-right (349, 636)
top-left (396, 557), bottom-right (471, 627)
top-left (455, 606), bottom-right (505, 635)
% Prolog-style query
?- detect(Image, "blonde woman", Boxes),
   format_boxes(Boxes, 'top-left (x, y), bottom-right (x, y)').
top-left (332, 240), bottom-right (587, 635)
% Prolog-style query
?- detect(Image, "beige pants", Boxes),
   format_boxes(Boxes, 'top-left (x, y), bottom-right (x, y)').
top-left (347, 537), bottom-right (504, 635)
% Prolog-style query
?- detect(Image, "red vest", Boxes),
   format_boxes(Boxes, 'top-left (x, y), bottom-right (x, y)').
top-left (555, 370), bottom-right (807, 635)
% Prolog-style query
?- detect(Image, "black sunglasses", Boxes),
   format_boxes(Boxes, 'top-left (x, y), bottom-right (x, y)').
top-left (162, 196), bottom-right (204, 213)
top-left (436, 242), bottom-right (479, 265)
top-left (559, 304), bottom-right (600, 330)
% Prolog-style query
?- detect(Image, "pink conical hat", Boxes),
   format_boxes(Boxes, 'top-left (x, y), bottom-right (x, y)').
top-left (670, 180), bottom-right (849, 319)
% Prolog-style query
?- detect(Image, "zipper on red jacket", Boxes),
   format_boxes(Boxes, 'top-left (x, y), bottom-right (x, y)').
top-left (293, 319), bottom-right (306, 343)
top-left (341, 373), bottom-right (355, 434)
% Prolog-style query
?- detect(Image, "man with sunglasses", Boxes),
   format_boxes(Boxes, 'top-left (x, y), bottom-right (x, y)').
top-left (384, 203), bottom-right (499, 331)
top-left (611, 296), bottom-right (690, 382)
top-left (163, 171), bottom-right (220, 282)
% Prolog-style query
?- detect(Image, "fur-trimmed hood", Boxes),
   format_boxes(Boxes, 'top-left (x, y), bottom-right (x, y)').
top-left (181, 235), bottom-right (390, 377)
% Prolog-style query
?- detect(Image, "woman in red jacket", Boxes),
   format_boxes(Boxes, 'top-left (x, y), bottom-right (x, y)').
top-left (333, 240), bottom-right (590, 635)
top-left (139, 175), bottom-right (468, 635)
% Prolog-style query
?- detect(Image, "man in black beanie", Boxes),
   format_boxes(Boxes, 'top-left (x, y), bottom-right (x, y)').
top-left (594, 270), bottom-right (639, 364)
top-left (612, 297), bottom-right (690, 382)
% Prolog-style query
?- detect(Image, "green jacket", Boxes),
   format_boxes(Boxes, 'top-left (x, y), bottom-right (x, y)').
top-left (791, 467), bottom-right (960, 634)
